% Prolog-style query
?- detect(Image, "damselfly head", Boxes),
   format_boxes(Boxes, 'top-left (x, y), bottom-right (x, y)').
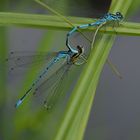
top-left (116, 12), bottom-right (123, 20)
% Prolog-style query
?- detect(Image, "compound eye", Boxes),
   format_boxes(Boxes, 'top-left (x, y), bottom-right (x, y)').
top-left (116, 12), bottom-right (123, 19)
top-left (116, 12), bottom-right (120, 15)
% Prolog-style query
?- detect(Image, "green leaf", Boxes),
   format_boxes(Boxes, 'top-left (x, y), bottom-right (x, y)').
top-left (0, 12), bottom-right (140, 36)
top-left (53, 0), bottom-right (134, 140)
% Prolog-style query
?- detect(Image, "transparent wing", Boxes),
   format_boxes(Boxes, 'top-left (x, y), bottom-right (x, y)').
top-left (32, 62), bottom-right (72, 110)
top-left (70, 30), bottom-right (94, 58)
top-left (35, 0), bottom-right (107, 59)
top-left (70, 19), bottom-right (119, 59)
top-left (2, 51), bottom-right (58, 74)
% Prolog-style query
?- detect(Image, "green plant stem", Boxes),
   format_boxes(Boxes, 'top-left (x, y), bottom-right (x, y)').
top-left (0, 12), bottom-right (140, 36)
top-left (53, 0), bottom-right (134, 140)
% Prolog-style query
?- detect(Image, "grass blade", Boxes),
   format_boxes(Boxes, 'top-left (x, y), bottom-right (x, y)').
top-left (53, 0), bottom-right (134, 140)
top-left (0, 12), bottom-right (139, 36)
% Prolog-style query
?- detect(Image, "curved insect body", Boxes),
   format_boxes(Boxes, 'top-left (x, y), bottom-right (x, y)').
top-left (66, 12), bottom-right (123, 53)
top-left (15, 46), bottom-right (85, 108)
top-left (35, 0), bottom-right (123, 53)
top-left (15, 1), bottom-right (124, 108)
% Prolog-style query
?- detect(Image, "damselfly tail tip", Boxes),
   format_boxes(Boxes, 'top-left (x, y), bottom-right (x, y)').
top-left (15, 100), bottom-right (22, 108)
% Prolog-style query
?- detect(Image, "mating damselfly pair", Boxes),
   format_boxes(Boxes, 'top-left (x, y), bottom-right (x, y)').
top-left (2, 0), bottom-right (123, 109)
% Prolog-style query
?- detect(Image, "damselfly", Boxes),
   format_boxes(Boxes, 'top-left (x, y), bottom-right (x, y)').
top-left (35, 0), bottom-right (123, 53)
top-left (66, 12), bottom-right (123, 53)
top-left (35, 0), bottom-right (123, 78)
top-left (11, 45), bottom-right (87, 109)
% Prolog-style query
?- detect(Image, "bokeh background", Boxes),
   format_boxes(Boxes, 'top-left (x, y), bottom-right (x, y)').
top-left (0, 0), bottom-right (140, 140)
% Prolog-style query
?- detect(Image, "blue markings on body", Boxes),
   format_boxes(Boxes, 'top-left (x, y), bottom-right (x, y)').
top-left (15, 100), bottom-right (22, 108)
top-left (66, 12), bottom-right (123, 53)
top-left (15, 11), bottom-right (123, 108)
top-left (15, 51), bottom-right (71, 108)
